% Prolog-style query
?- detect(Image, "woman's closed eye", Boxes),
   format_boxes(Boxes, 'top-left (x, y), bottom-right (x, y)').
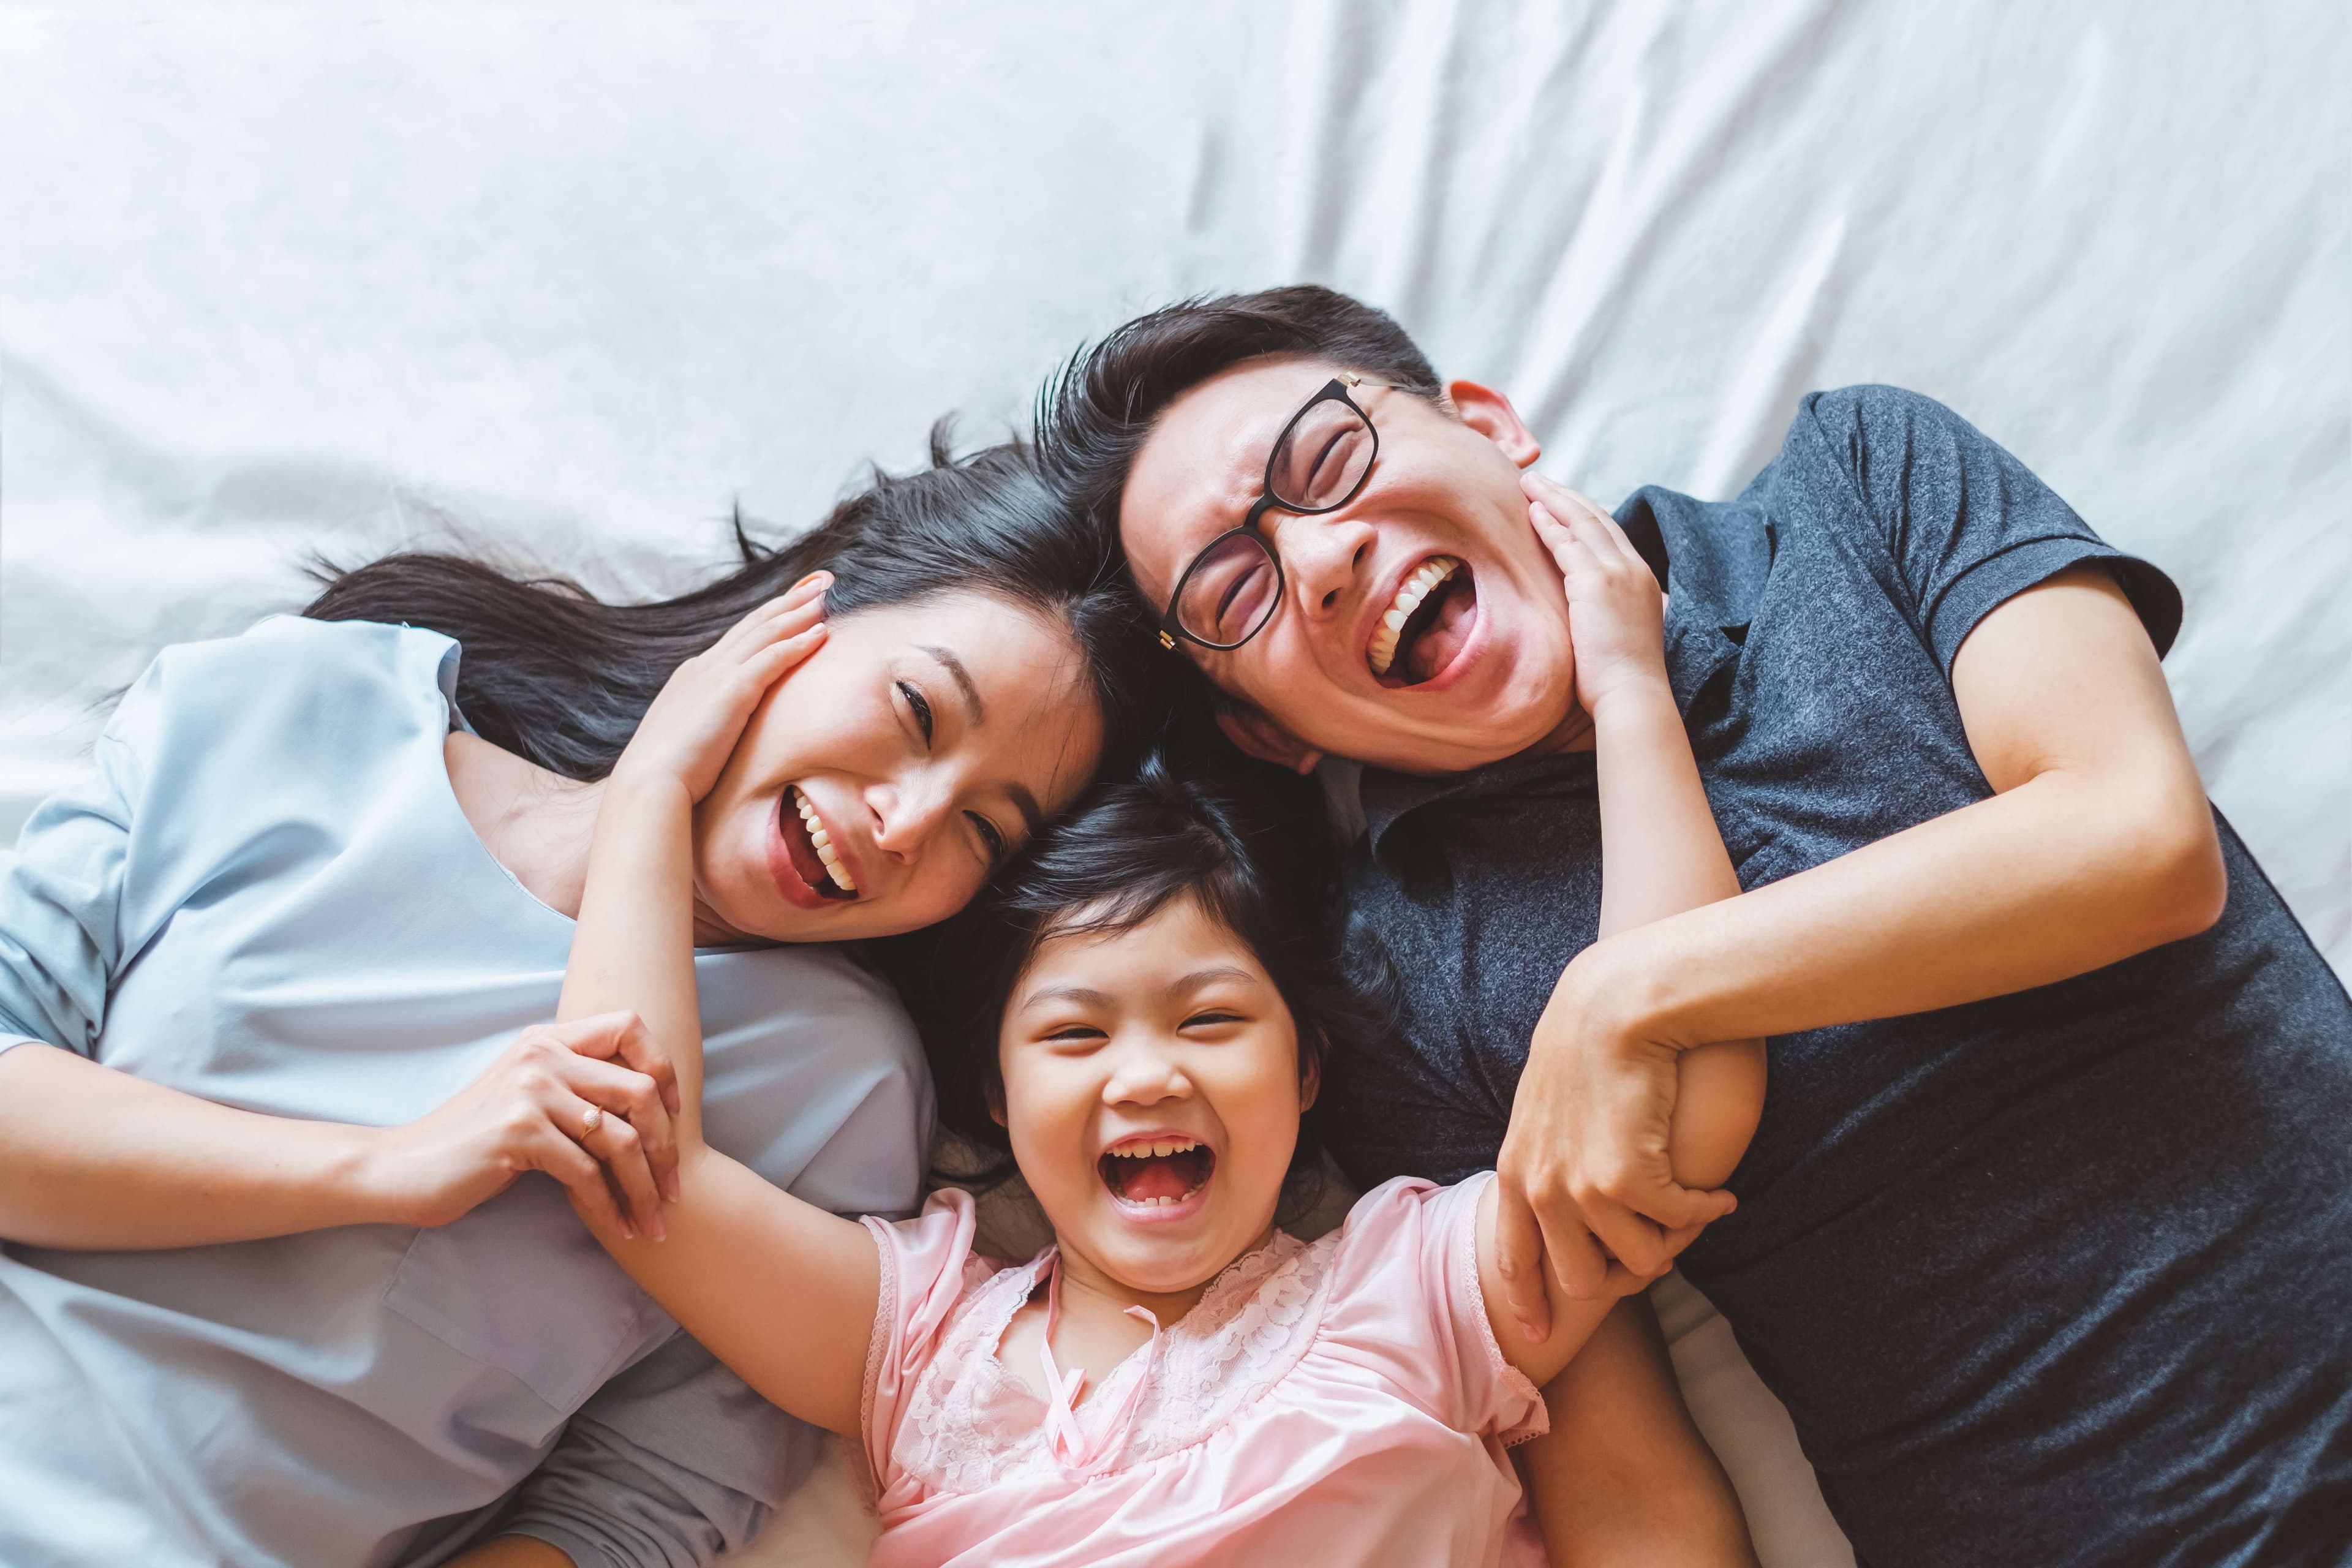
top-left (967, 811), bottom-right (1008, 866)
top-left (897, 680), bottom-right (934, 747)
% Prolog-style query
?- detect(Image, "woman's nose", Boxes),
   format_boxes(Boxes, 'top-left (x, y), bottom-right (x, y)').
top-left (869, 772), bottom-right (954, 861)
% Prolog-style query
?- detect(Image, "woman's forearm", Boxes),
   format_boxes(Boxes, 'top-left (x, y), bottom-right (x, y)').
top-left (0, 1041), bottom-right (392, 1248)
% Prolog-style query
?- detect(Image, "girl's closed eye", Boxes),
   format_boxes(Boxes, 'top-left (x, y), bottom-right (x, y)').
top-left (969, 811), bottom-right (1008, 865)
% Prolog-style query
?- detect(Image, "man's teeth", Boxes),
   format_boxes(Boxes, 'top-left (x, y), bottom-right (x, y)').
top-left (793, 788), bottom-right (856, 892)
top-left (1367, 556), bottom-right (1460, 676)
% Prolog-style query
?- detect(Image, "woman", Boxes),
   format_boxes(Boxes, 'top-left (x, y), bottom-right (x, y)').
top-left (0, 439), bottom-right (1165, 1568)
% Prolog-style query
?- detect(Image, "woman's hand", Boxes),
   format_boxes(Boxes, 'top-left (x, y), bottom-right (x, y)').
top-left (609, 575), bottom-right (831, 802)
top-left (1523, 473), bottom-right (1670, 723)
top-left (360, 1011), bottom-right (683, 1240)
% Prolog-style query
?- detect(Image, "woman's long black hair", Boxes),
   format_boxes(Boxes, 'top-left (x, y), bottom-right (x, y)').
top-left (304, 431), bottom-right (1167, 785)
top-left (911, 745), bottom-right (1385, 1214)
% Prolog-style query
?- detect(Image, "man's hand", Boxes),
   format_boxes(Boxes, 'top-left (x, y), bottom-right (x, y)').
top-left (1493, 941), bottom-right (1738, 1340)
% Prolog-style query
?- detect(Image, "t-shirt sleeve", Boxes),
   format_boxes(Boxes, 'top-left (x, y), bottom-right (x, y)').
top-left (1798, 385), bottom-right (2183, 674)
top-left (1324, 1175), bottom-right (1548, 1446)
top-left (858, 1188), bottom-right (981, 1494)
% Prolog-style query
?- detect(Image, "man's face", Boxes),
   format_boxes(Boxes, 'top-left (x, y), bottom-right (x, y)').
top-left (1120, 356), bottom-right (1578, 775)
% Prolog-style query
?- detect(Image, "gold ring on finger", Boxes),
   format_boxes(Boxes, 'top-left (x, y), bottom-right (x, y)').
top-left (580, 1105), bottom-right (604, 1139)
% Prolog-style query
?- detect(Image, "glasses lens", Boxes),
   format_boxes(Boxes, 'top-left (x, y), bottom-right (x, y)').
top-left (1268, 397), bottom-right (1374, 511)
top-left (1175, 530), bottom-right (1281, 647)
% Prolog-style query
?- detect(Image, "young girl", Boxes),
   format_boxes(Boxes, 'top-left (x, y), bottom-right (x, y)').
top-left (550, 499), bottom-right (1765, 1566)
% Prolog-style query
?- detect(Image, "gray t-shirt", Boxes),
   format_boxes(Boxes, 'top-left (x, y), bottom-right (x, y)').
top-left (1325, 388), bottom-right (2352, 1568)
top-left (0, 616), bottom-right (932, 1568)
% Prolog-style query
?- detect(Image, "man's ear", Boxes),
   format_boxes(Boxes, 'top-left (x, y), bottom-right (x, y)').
top-left (1213, 699), bottom-right (1325, 776)
top-left (1447, 379), bottom-right (1541, 469)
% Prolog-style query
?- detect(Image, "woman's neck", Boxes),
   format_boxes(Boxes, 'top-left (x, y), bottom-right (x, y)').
top-left (443, 733), bottom-right (747, 945)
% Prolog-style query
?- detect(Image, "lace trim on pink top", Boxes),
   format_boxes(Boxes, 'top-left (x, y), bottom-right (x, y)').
top-left (889, 1224), bottom-right (1340, 1493)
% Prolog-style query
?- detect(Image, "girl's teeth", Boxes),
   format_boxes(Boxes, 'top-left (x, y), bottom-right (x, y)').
top-left (1367, 557), bottom-right (1459, 676)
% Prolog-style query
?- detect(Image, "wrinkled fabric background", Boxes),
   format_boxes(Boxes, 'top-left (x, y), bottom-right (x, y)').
top-left (2, 6), bottom-right (2343, 1566)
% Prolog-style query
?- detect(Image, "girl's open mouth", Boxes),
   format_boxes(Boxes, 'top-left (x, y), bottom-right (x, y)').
top-left (1098, 1138), bottom-right (1215, 1212)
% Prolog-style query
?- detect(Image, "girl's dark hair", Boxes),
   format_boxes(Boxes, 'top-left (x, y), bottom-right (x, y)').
top-left (913, 745), bottom-right (1380, 1218)
top-left (303, 431), bottom-right (1168, 785)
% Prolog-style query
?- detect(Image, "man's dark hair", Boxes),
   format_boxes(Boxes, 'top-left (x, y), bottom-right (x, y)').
top-left (1035, 284), bottom-right (1445, 543)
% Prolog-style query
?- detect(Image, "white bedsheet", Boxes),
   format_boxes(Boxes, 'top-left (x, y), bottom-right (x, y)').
top-left (2, 6), bottom-right (2343, 1565)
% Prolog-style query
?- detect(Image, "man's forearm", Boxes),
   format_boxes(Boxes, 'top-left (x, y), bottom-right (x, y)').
top-left (0, 1041), bottom-right (390, 1248)
top-left (1596, 761), bottom-right (2225, 1050)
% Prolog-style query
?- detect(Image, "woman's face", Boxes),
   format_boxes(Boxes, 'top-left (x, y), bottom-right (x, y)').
top-left (997, 893), bottom-right (1314, 1297)
top-left (692, 590), bottom-right (1104, 943)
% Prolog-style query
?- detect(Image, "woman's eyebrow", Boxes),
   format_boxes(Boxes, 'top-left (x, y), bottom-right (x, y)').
top-left (919, 644), bottom-right (986, 725)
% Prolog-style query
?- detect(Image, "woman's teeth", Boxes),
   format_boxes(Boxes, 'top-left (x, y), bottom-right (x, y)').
top-left (1367, 556), bottom-right (1460, 676)
top-left (792, 787), bottom-right (856, 892)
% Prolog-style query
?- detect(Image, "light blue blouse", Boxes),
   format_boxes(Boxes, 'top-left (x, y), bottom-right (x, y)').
top-left (0, 616), bottom-right (931, 1568)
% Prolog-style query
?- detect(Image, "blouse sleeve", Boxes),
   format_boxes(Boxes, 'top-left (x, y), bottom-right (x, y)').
top-left (1325, 1175), bottom-right (1549, 1447)
top-left (0, 658), bottom-right (165, 1060)
top-left (857, 1188), bottom-right (981, 1494)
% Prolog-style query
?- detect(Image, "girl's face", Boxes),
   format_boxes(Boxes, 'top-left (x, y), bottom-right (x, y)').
top-left (692, 591), bottom-right (1104, 943)
top-left (997, 893), bottom-right (1316, 1296)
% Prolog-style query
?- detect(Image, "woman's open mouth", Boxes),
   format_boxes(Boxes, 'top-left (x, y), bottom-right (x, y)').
top-left (1368, 557), bottom-right (1480, 688)
top-left (1098, 1137), bottom-right (1215, 1215)
top-left (778, 786), bottom-right (858, 901)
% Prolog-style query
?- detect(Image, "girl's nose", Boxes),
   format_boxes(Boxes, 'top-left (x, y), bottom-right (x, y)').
top-left (1102, 1041), bottom-right (1193, 1106)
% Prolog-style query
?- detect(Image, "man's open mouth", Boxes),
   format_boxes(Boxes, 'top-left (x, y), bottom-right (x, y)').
top-left (782, 786), bottom-right (858, 899)
top-left (1098, 1137), bottom-right (1215, 1210)
top-left (1368, 556), bottom-right (1479, 686)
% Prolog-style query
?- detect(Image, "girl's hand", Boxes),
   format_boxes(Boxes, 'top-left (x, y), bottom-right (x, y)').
top-left (361, 1011), bottom-right (684, 1240)
top-left (1523, 473), bottom-right (1670, 723)
top-left (609, 575), bottom-right (830, 802)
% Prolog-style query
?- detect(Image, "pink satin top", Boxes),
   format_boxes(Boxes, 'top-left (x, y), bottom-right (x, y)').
top-left (857, 1175), bottom-right (1548, 1567)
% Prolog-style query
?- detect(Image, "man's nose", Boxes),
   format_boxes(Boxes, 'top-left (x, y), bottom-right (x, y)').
top-left (1270, 511), bottom-right (1376, 622)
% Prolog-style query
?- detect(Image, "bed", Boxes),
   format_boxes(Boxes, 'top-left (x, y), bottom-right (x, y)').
top-left (2, 5), bottom-right (2342, 1564)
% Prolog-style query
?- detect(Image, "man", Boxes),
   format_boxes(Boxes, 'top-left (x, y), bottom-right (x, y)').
top-left (1038, 285), bottom-right (2352, 1567)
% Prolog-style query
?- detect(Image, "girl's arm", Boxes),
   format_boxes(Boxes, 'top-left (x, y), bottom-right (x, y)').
top-left (1481, 484), bottom-right (1764, 1375)
top-left (555, 582), bottom-right (877, 1437)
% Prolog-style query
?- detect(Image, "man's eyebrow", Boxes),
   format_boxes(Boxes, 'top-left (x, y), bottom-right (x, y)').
top-left (920, 644), bottom-right (986, 726)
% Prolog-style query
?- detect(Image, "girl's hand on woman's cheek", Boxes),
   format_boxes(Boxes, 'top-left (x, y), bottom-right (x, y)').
top-left (1522, 473), bottom-right (1671, 724)
top-left (612, 575), bottom-right (829, 801)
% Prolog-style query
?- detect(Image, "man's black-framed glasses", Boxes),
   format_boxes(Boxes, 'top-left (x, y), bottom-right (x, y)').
top-left (1156, 372), bottom-right (1400, 652)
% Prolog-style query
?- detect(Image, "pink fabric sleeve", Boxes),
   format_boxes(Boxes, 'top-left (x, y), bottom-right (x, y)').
top-left (858, 1188), bottom-right (979, 1494)
top-left (1324, 1174), bottom-right (1549, 1447)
